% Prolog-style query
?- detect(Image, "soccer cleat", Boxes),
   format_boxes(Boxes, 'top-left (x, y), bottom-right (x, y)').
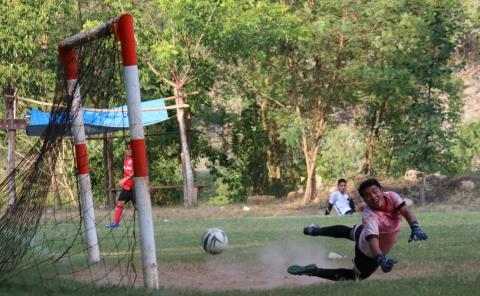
top-left (287, 264), bottom-right (318, 276)
top-left (105, 223), bottom-right (119, 229)
top-left (304, 224), bottom-right (322, 236)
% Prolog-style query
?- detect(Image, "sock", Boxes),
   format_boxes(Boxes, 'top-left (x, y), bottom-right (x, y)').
top-left (114, 204), bottom-right (124, 225)
top-left (313, 268), bottom-right (357, 281)
top-left (318, 225), bottom-right (353, 240)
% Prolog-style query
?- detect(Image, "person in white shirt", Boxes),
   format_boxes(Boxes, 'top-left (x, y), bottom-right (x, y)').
top-left (325, 179), bottom-right (355, 216)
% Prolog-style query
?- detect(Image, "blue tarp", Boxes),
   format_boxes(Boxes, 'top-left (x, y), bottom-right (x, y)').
top-left (26, 99), bottom-right (169, 137)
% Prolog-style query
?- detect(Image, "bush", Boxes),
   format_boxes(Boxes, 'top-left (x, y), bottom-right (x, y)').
top-left (452, 120), bottom-right (480, 173)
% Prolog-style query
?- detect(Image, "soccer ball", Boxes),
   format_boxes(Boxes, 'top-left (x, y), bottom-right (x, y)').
top-left (202, 228), bottom-right (228, 255)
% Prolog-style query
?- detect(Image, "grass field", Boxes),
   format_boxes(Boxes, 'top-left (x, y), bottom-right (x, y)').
top-left (1, 208), bottom-right (480, 296)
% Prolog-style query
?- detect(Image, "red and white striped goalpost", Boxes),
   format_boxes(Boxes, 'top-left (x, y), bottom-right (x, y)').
top-left (117, 14), bottom-right (159, 289)
top-left (58, 14), bottom-right (159, 289)
top-left (59, 46), bottom-right (100, 264)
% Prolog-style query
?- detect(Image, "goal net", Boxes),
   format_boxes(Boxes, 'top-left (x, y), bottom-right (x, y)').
top-left (0, 14), bottom-right (157, 291)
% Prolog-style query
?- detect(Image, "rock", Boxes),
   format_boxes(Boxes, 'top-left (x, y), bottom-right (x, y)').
top-left (287, 192), bottom-right (297, 199)
top-left (405, 170), bottom-right (424, 182)
top-left (328, 251), bottom-right (346, 259)
top-left (432, 172), bottom-right (447, 180)
top-left (328, 186), bottom-right (337, 193)
top-left (459, 180), bottom-right (475, 192)
top-left (297, 186), bottom-right (305, 194)
top-left (404, 197), bottom-right (414, 207)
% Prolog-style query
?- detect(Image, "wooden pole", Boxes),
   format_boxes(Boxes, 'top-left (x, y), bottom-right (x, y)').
top-left (48, 153), bottom-right (62, 208)
top-left (4, 84), bottom-right (17, 206)
top-left (174, 86), bottom-right (196, 207)
top-left (103, 133), bottom-right (115, 206)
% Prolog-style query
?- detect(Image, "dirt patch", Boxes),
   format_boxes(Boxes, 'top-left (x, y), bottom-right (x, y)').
top-left (76, 241), bottom-right (335, 291)
top-left (156, 260), bottom-right (322, 291)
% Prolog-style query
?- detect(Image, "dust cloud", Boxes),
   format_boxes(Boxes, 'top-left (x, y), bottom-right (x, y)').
top-left (196, 240), bottom-right (344, 291)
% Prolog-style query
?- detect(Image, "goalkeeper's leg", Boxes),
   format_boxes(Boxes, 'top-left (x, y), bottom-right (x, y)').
top-left (304, 224), bottom-right (362, 241)
top-left (288, 265), bottom-right (358, 280)
top-left (288, 253), bottom-right (377, 281)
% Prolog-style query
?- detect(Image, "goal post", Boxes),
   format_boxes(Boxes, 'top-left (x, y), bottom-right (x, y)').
top-left (117, 13), bottom-right (159, 289)
top-left (58, 46), bottom-right (100, 264)
top-left (58, 13), bottom-right (159, 289)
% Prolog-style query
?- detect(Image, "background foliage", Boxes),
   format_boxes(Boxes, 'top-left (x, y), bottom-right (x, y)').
top-left (0, 0), bottom-right (478, 205)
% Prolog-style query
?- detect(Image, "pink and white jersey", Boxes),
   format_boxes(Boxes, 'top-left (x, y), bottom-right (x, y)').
top-left (358, 191), bottom-right (406, 258)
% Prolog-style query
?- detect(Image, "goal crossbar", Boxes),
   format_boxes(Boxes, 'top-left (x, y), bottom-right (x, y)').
top-left (59, 16), bottom-right (120, 49)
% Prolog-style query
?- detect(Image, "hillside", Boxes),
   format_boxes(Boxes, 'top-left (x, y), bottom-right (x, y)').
top-left (460, 61), bottom-right (480, 122)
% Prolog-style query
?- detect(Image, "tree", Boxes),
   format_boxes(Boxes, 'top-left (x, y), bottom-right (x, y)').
top-left (126, 0), bottom-right (223, 206)
top-left (353, 0), bottom-right (467, 176)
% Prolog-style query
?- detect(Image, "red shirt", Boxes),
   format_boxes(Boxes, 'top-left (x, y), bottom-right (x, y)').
top-left (123, 156), bottom-right (134, 191)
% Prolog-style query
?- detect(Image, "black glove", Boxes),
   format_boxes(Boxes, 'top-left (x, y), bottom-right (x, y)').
top-left (376, 255), bottom-right (397, 273)
top-left (409, 222), bottom-right (428, 242)
top-left (303, 224), bottom-right (321, 236)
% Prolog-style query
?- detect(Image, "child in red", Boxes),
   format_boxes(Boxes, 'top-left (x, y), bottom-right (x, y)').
top-left (288, 178), bottom-right (428, 280)
top-left (107, 143), bottom-right (134, 228)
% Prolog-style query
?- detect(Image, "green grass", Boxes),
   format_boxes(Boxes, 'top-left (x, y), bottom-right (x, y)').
top-left (1, 210), bottom-right (480, 295)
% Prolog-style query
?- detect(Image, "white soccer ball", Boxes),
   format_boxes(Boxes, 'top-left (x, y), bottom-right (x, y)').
top-left (202, 228), bottom-right (228, 255)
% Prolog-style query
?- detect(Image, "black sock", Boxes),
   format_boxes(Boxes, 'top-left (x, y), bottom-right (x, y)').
top-left (317, 225), bottom-right (353, 240)
top-left (312, 268), bottom-right (357, 281)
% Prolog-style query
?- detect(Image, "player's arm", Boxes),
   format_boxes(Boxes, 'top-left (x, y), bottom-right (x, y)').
top-left (118, 176), bottom-right (128, 186)
top-left (367, 236), bottom-right (397, 272)
top-left (366, 236), bottom-right (382, 258)
top-left (117, 174), bottom-right (133, 186)
top-left (324, 202), bottom-right (333, 215)
top-left (348, 197), bottom-right (356, 212)
top-left (399, 205), bottom-right (428, 242)
top-left (325, 193), bottom-right (336, 215)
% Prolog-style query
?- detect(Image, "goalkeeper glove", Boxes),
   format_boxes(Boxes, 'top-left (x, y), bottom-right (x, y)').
top-left (303, 224), bottom-right (322, 236)
top-left (408, 221), bottom-right (428, 242)
top-left (376, 255), bottom-right (397, 273)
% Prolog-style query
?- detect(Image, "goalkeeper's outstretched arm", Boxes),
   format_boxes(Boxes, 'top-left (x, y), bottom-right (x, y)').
top-left (399, 205), bottom-right (428, 242)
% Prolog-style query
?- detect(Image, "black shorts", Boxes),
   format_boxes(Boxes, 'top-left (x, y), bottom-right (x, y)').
top-left (118, 189), bottom-right (134, 204)
top-left (352, 225), bottom-right (380, 279)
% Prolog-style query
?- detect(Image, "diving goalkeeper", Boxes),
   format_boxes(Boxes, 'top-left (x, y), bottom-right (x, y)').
top-left (288, 178), bottom-right (428, 280)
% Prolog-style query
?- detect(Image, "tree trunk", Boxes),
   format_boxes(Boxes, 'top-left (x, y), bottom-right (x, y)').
top-left (52, 170), bottom-right (62, 208)
top-left (385, 141), bottom-right (395, 176)
top-left (46, 153), bottom-right (62, 208)
top-left (362, 101), bottom-right (387, 175)
top-left (260, 100), bottom-right (283, 197)
top-left (300, 117), bottom-right (321, 205)
top-left (103, 133), bottom-right (115, 207)
top-left (363, 109), bottom-right (377, 175)
top-left (175, 86), bottom-right (196, 207)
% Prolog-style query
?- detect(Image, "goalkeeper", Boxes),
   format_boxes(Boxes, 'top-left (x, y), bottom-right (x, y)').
top-left (288, 178), bottom-right (428, 280)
